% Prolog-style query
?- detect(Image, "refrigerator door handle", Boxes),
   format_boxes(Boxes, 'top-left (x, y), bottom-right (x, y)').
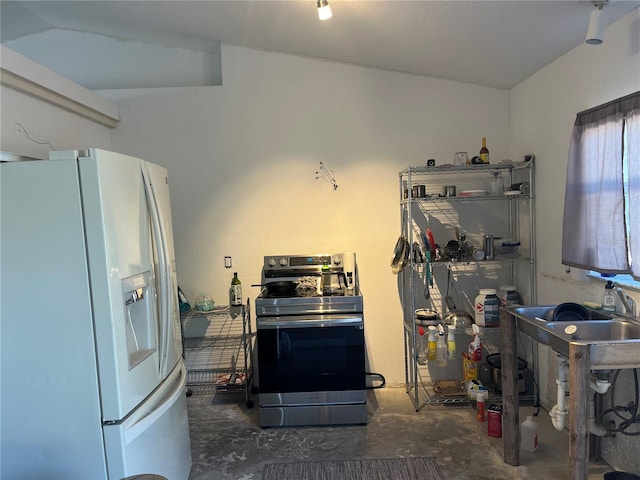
top-left (141, 165), bottom-right (172, 378)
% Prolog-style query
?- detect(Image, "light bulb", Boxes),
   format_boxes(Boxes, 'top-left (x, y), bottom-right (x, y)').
top-left (317, 0), bottom-right (332, 20)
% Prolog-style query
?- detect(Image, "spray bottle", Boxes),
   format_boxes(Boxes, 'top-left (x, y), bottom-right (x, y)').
top-left (447, 325), bottom-right (457, 360)
top-left (468, 324), bottom-right (483, 361)
top-left (436, 325), bottom-right (448, 367)
top-left (417, 327), bottom-right (428, 365)
top-left (427, 326), bottom-right (437, 361)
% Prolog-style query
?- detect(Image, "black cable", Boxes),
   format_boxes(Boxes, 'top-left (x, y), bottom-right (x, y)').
top-left (517, 329), bottom-right (540, 416)
top-left (598, 368), bottom-right (640, 436)
top-left (365, 372), bottom-right (386, 389)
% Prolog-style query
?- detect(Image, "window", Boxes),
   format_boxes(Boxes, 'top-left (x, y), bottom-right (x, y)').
top-left (562, 91), bottom-right (640, 282)
top-left (590, 126), bottom-right (640, 290)
top-left (610, 129), bottom-right (640, 288)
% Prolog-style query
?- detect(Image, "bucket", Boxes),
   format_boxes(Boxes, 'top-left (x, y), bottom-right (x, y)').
top-left (479, 353), bottom-right (527, 393)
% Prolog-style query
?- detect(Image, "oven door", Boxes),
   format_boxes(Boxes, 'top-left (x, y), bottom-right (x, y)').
top-left (257, 314), bottom-right (365, 402)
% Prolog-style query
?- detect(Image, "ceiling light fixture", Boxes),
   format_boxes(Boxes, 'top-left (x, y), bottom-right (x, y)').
top-left (317, 0), bottom-right (332, 21)
top-left (585, 1), bottom-right (608, 45)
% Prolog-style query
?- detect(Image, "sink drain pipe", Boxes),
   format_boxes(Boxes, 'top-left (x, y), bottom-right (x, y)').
top-left (549, 355), bottom-right (612, 434)
top-left (550, 355), bottom-right (570, 431)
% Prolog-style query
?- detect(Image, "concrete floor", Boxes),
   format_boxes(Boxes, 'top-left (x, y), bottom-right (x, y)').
top-left (187, 387), bottom-right (612, 480)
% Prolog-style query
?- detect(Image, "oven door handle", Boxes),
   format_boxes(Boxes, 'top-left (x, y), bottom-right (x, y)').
top-left (257, 315), bottom-right (363, 329)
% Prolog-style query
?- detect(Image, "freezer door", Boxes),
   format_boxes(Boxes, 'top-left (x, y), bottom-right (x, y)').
top-left (78, 148), bottom-right (180, 420)
top-left (103, 363), bottom-right (192, 480)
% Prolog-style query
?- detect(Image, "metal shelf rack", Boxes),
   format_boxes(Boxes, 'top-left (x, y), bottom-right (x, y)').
top-left (181, 301), bottom-right (255, 408)
top-left (398, 160), bottom-right (536, 410)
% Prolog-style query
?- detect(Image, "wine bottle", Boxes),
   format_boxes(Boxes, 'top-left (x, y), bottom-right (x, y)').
top-left (480, 137), bottom-right (490, 164)
top-left (230, 272), bottom-right (242, 306)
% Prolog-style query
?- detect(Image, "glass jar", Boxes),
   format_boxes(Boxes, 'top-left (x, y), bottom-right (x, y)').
top-left (489, 171), bottom-right (504, 195)
top-left (454, 152), bottom-right (469, 166)
top-left (194, 292), bottom-right (215, 312)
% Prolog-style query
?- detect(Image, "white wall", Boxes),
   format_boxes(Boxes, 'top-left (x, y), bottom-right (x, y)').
top-left (0, 85), bottom-right (113, 158)
top-left (509, 8), bottom-right (640, 472)
top-left (510, 8), bottom-right (640, 304)
top-left (6, 30), bottom-right (222, 89)
top-left (104, 45), bottom-right (510, 385)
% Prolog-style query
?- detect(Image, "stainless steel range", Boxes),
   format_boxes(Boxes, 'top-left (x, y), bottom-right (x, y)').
top-left (255, 252), bottom-right (367, 427)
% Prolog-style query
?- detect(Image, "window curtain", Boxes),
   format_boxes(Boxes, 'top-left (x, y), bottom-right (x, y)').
top-left (562, 92), bottom-right (640, 277)
top-left (628, 108), bottom-right (640, 280)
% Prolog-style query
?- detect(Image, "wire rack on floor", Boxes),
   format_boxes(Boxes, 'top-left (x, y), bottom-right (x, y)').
top-left (181, 304), bottom-right (255, 408)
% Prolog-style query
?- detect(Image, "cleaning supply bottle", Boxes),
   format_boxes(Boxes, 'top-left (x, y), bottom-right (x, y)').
top-left (447, 325), bottom-right (456, 360)
top-left (468, 324), bottom-right (483, 361)
top-left (601, 280), bottom-right (617, 313)
top-left (521, 416), bottom-right (538, 452)
top-left (417, 327), bottom-right (428, 365)
top-left (436, 325), bottom-right (448, 367)
top-left (427, 326), bottom-right (437, 361)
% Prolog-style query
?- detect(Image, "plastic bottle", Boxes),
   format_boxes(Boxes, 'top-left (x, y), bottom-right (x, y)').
top-left (487, 404), bottom-right (503, 437)
top-left (447, 325), bottom-right (456, 360)
top-left (476, 390), bottom-right (487, 422)
top-left (427, 326), bottom-right (437, 361)
top-left (475, 288), bottom-right (500, 327)
top-left (480, 137), bottom-right (490, 164)
top-left (417, 327), bottom-right (428, 365)
top-left (601, 280), bottom-right (617, 313)
top-left (230, 272), bottom-right (242, 306)
top-left (436, 325), bottom-right (448, 367)
top-left (521, 416), bottom-right (538, 452)
top-left (468, 324), bottom-right (483, 361)
top-left (498, 285), bottom-right (521, 307)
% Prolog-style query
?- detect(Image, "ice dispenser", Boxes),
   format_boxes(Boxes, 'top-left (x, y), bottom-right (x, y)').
top-left (122, 272), bottom-right (157, 369)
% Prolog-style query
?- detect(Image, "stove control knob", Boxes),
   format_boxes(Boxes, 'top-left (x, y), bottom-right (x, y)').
top-left (279, 258), bottom-right (288, 267)
top-left (332, 255), bottom-right (342, 266)
top-left (267, 259), bottom-right (277, 267)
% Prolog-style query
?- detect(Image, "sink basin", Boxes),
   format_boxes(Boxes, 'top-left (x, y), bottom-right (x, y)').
top-left (510, 304), bottom-right (612, 322)
top-left (509, 304), bottom-right (615, 345)
top-left (510, 305), bottom-right (555, 322)
top-left (506, 305), bottom-right (640, 368)
top-left (543, 319), bottom-right (640, 358)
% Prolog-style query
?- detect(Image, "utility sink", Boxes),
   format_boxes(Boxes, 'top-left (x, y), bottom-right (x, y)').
top-left (506, 305), bottom-right (640, 369)
top-left (543, 320), bottom-right (640, 358)
top-left (501, 305), bottom-right (640, 475)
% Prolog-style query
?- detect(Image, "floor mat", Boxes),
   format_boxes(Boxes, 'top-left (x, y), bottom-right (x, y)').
top-left (262, 457), bottom-right (444, 480)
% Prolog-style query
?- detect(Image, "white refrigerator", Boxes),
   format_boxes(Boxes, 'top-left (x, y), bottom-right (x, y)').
top-left (1, 148), bottom-right (192, 479)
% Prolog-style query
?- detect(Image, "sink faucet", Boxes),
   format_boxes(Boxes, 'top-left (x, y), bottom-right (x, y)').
top-left (614, 287), bottom-right (636, 318)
